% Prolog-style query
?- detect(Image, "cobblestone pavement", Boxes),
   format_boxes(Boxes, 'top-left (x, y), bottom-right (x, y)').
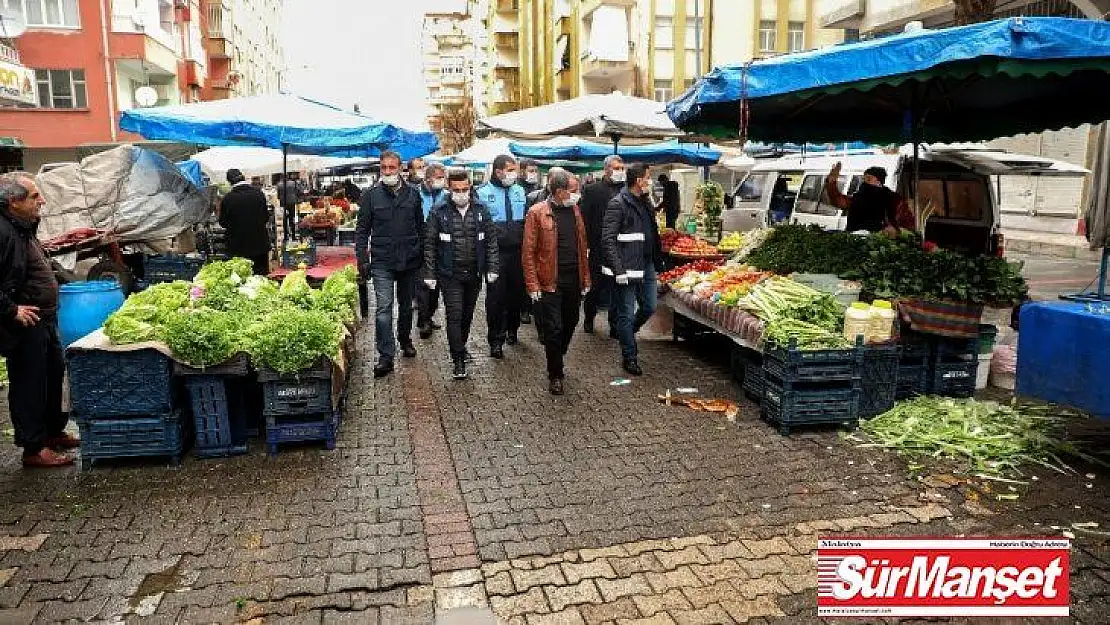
top-left (1, 299), bottom-right (1108, 624)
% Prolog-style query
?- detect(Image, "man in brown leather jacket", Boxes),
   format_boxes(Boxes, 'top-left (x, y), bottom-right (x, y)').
top-left (522, 169), bottom-right (590, 395)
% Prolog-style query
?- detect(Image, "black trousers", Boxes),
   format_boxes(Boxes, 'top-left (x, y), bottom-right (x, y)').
top-left (583, 264), bottom-right (613, 324)
top-left (666, 209), bottom-right (679, 230)
top-left (537, 281), bottom-right (582, 380)
top-left (6, 321), bottom-right (66, 456)
top-left (249, 253), bottom-right (270, 276)
top-left (443, 277), bottom-right (482, 361)
top-left (417, 280), bottom-right (440, 328)
top-left (486, 247), bottom-right (525, 347)
top-left (282, 206), bottom-right (298, 241)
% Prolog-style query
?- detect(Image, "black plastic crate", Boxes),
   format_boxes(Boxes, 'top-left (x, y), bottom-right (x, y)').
top-left (68, 349), bottom-right (176, 418)
top-left (280, 242), bottom-right (318, 269)
top-left (932, 335), bottom-right (979, 363)
top-left (143, 254), bottom-right (205, 284)
top-left (898, 331), bottom-right (932, 363)
top-left (336, 228), bottom-right (358, 247)
top-left (265, 411), bottom-right (339, 456)
top-left (729, 346), bottom-right (745, 385)
top-left (931, 361), bottom-right (977, 398)
top-left (77, 409), bottom-right (192, 469)
top-left (860, 343), bottom-right (899, 418)
top-left (743, 359), bottom-right (764, 401)
top-left (896, 363), bottom-right (929, 400)
top-left (761, 378), bottom-right (860, 435)
top-left (183, 375), bottom-right (249, 458)
top-left (258, 360), bottom-right (333, 417)
top-left (762, 339), bottom-right (864, 384)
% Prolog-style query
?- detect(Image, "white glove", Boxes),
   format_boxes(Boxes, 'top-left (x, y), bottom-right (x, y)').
top-left (530, 291), bottom-right (542, 302)
top-left (581, 288), bottom-right (589, 297)
top-left (615, 274), bottom-right (630, 285)
top-left (424, 279), bottom-right (437, 290)
top-left (487, 273), bottom-right (499, 284)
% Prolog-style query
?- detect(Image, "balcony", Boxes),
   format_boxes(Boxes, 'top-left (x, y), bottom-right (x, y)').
top-left (581, 0), bottom-right (636, 19)
top-left (491, 101), bottom-right (519, 115)
top-left (495, 0), bottom-right (519, 13)
top-left (580, 43), bottom-right (635, 79)
top-left (820, 0), bottom-right (865, 28)
top-left (494, 32), bottom-right (519, 49)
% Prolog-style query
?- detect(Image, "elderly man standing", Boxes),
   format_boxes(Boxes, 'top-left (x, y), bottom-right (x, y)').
top-left (522, 169), bottom-right (590, 395)
top-left (580, 155), bottom-right (626, 335)
top-left (0, 172), bottom-right (77, 468)
top-left (355, 150), bottom-right (425, 378)
top-left (477, 155), bottom-right (527, 358)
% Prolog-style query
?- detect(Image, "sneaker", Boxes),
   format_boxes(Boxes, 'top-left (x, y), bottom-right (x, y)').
top-left (548, 377), bottom-right (565, 395)
top-left (520, 311), bottom-right (532, 325)
top-left (44, 433), bottom-right (81, 450)
top-left (453, 360), bottom-right (468, 380)
top-left (373, 361), bottom-right (395, 378)
top-left (400, 343), bottom-right (417, 358)
top-left (489, 345), bottom-right (504, 359)
top-left (622, 358), bottom-right (643, 376)
top-left (583, 317), bottom-right (595, 334)
top-left (506, 333), bottom-right (519, 346)
top-left (22, 448), bottom-right (75, 469)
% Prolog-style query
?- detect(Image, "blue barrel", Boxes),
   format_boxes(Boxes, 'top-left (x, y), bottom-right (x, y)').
top-left (58, 281), bottom-right (126, 347)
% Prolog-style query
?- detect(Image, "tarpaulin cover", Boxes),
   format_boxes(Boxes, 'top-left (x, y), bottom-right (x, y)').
top-left (1017, 301), bottom-right (1110, 420)
top-left (120, 94), bottom-right (439, 159)
top-left (509, 137), bottom-right (722, 166)
top-left (175, 159), bottom-right (205, 188)
top-left (668, 17), bottom-right (1110, 143)
top-left (36, 145), bottom-right (210, 245)
top-left (479, 92), bottom-right (681, 139)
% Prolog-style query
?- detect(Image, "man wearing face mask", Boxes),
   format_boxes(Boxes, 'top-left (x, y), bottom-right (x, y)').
top-left (602, 162), bottom-right (664, 376)
top-left (476, 155), bottom-right (528, 358)
top-left (522, 169), bottom-right (590, 395)
top-left (355, 150), bottom-right (425, 378)
top-left (580, 155), bottom-right (625, 336)
top-left (424, 170), bottom-right (500, 380)
top-left (417, 163), bottom-right (448, 339)
top-left (407, 157), bottom-right (426, 185)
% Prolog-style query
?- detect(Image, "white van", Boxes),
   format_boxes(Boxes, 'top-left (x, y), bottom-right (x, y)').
top-left (723, 147), bottom-right (1087, 255)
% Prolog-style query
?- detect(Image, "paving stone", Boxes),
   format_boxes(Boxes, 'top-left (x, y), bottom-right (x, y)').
top-left (485, 570), bottom-right (516, 597)
top-left (720, 595), bottom-right (785, 622)
top-left (561, 560), bottom-right (618, 584)
top-left (327, 571), bottom-right (380, 594)
top-left (433, 568), bottom-right (482, 588)
top-left (436, 583), bottom-right (488, 610)
top-left (0, 535), bottom-right (48, 552)
top-left (609, 553), bottom-right (667, 577)
top-left (595, 573), bottom-right (653, 602)
top-left (698, 542), bottom-right (755, 563)
top-left (526, 607), bottom-right (586, 625)
top-left (682, 580), bottom-right (741, 610)
top-left (655, 546), bottom-right (710, 570)
top-left (511, 564), bottom-right (567, 592)
top-left (644, 567), bottom-right (704, 593)
top-left (579, 597), bottom-right (641, 624)
top-left (322, 608), bottom-right (379, 624)
top-left (669, 603), bottom-right (737, 625)
top-left (543, 579), bottom-right (602, 612)
top-left (489, 586), bottom-right (550, 618)
top-left (735, 576), bottom-right (790, 600)
top-left (739, 538), bottom-right (794, 559)
top-left (632, 588), bottom-right (694, 616)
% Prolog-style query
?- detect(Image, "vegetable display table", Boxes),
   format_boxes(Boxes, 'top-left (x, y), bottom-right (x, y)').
top-left (1017, 301), bottom-right (1110, 420)
top-left (269, 246), bottom-right (356, 282)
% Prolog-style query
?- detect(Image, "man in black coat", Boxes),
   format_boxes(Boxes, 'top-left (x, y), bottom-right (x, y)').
top-left (275, 173), bottom-right (303, 242)
top-left (658, 173), bottom-right (681, 230)
top-left (579, 155), bottom-right (625, 335)
top-left (355, 150), bottom-right (425, 377)
top-left (218, 168), bottom-right (271, 275)
top-left (1, 172), bottom-right (76, 468)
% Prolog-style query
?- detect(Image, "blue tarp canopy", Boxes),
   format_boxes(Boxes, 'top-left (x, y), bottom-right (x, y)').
top-left (120, 94), bottom-right (438, 159)
top-left (667, 17), bottom-right (1110, 143)
top-left (174, 159), bottom-right (205, 188)
top-left (509, 138), bottom-right (722, 166)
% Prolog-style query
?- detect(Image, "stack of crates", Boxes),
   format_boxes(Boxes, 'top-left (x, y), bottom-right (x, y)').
top-left (896, 331), bottom-right (931, 399)
top-left (67, 349), bottom-right (191, 469)
top-left (860, 343), bottom-right (900, 417)
top-left (259, 359), bottom-right (339, 455)
top-left (175, 355), bottom-right (253, 458)
top-left (930, 335), bottom-right (979, 398)
top-left (143, 254), bottom-right (206, 285)
top-left (743, 353), bottom-right (765, 402)
top-left (760, 338), bottom-right (864, 435)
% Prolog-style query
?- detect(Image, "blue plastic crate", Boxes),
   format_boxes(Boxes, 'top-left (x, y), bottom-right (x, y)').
top-left (762, 339), bottom-right (864, 384)
top-left (761, 378), bottom-right (861, 435)
top-left (265, 411), bottom-right (339, 456)
top-left (258, 361), bottom-right (333, 417)
top-left (281, 242), bottom-right (318, 269)
top-left (77, 409), bottom-right (192, 469)
top-left (183, 375), bottom-right (249, 458)
top-left (144, 254), bottom-right (205, 284)
top-left (896, 363), bottom-right (929, 400)
top-left (931, 360), bottom-right (977, 398)
top-left (860, 343), bottom-right (899, 418)
top-left (68, 348), bottom-right (176, 418)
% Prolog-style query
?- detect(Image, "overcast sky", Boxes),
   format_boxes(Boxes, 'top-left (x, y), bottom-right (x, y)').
top-left (281, 0), bottom-right (434, 130)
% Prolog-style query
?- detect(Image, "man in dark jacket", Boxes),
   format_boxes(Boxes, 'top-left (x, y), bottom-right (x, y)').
top-left (424, 170), bottom-right (499, 380)
top-left (658, 173), bottom-right (681, 229)
top-left (218, 168), bottom-right (271, 275)
top-left (580, 155), bottom-right (625, 335)
top-left (417, 163), bottom-right (448, 338)
top-left (0, 172), bottom-right (77, 468)
top-left (476, 154), bottom-right (527, 358)
top-left (602, 162), bottom-right (663, 376)
top-left (355, 150), bottom-right (425, 377)
top-left (275, 173), bottom-right (303, 242)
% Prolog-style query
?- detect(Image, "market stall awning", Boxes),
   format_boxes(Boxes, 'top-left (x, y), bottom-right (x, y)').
top-left (120, 94), bottom-right (438, 158)
top-left (189, 146), bottom-right (371, 179)
top-left (509, 137), bottom-right (723, 166)
top-left (667, 17), bottom-right (1110, 144)
top-left (480, 92), bottom-right (682, 140)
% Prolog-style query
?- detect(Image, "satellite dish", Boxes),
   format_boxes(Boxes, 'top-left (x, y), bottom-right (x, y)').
top-left (0, 9), bottom-right (28, 38)
top-left (134, 86), bottom-right (158, 107)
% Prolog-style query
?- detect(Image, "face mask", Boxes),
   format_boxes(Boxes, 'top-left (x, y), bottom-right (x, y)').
top-left (381, 173), bottom-right (400, 186)
top-left (610, 170), bottom-right (626, 183)
top-left (451, 191), bottom-right (470, 206)
top-left (525, 172), bottom-right (539, 184)
top-left (501, 171), bottom-right (518, 186)
top-left (430, 178), bottom-right (446, 190)
top-left (414, 169), bottom-right (426, 180)
top-left (566, 192), bottom-right (582, 206)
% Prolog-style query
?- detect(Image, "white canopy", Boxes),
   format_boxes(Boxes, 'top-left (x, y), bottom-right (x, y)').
top-left (190, 146), bottom-right (371, 179)
top-left (477, 92), bottom-right (682, 140)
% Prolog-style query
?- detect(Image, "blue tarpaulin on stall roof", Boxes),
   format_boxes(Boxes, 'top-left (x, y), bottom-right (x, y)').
top-left (120, 94), bottom-right (439, 159)
top-left (175, 159), bottom-right (205, 188)
top-left (667, 17), bottom-right (1110, 143)
top-left (509, 138), bottom-right (722, 166)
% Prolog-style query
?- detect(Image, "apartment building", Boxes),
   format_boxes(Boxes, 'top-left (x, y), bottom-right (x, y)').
top-left (0, 0), bottom-right (283, 171)
top-left (422, 0), bottom-right (493, 141)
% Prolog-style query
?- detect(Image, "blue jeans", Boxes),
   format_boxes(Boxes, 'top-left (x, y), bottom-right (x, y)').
top-left (613, 264), bottom-right (658, 361)
top-left (371, 267), bottom-right (416, 362)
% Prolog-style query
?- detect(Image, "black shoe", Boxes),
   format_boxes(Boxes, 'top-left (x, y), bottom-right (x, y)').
top-left (506, 333), bottom-right (519, 346)
top-left (374, 361), bottom-right (394, 378)
top-left (430, 320), bottom-right (443, 330)
top-left (453, 360), bottom-right (468, 380)
top-left (609, 327), bottom-right (618, 339)
top-left (520, 311), bottom-right (532, 325)
top-left (419, 326), bottom-right (433, 340)
top-left (400, 343), bottom-right (417, 358)
top-left (549, 377), bottom-right (565, 395)
top-left (490, 345), bottom-right (504, 359)
top-left (583, 318), bottom-right (595, 334)
top-left (622, 358), bottom-right (643, 376)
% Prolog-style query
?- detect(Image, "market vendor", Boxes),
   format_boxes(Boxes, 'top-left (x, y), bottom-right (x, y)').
top-left (825, 163), bottom-right (913, 233)
top-left (218, 168), bottom-right (272, 275)
top-left (0, 172), bottom-right (78, 469)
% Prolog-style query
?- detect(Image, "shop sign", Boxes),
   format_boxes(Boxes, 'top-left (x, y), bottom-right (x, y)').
top-left (0, 58), bottom-right (36, 106)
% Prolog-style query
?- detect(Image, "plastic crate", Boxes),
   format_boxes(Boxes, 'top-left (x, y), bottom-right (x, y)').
top-left (183, 376), bottom-right (249, 458)
top-left (743, 359), bottom-right (764, 401)
top-left (898, 331), bottom-right (932, 363)
top-left (281, 243), bottom-right (318, 269)
top-left (931, 361), bottom-right (978, 398)
top-left (144, 254), bottom-right (205, 284)
top-left (762, 339), bottom-right (864, 384)
top-left (336, 228), bottom-right (358, 247)
top-left (258, 360), bottom-right (333, 417)
top-left (77, 409), bottom-right (192, 469)
top-left (895, 363), bottom-right (929, 400)
top-left (265, 411), bottom-right (339, 456)
top-left (761, 378), bottom-right (861, 435)
top-left (932, 335), bottom-right (979, 362)
top-left (68, 349), bottom-right (176, 418)
top-left (860, 344), bottom-right (899, 418)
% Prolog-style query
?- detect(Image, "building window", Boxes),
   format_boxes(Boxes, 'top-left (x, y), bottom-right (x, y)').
top-left (653, 79), bottom-right (672, 103)
top-left (758, 20), bottom-right (776, 53)
top-left (684, 17), bottom-right (703, 50)
top-left (3, 0), bottom-right (80, 28)
top-left (35, 69), bottom-right (87, 109)
top-left (654, 16), bottom-right (673, 50)
top-left (787, 22), bottom-right (805, 52)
